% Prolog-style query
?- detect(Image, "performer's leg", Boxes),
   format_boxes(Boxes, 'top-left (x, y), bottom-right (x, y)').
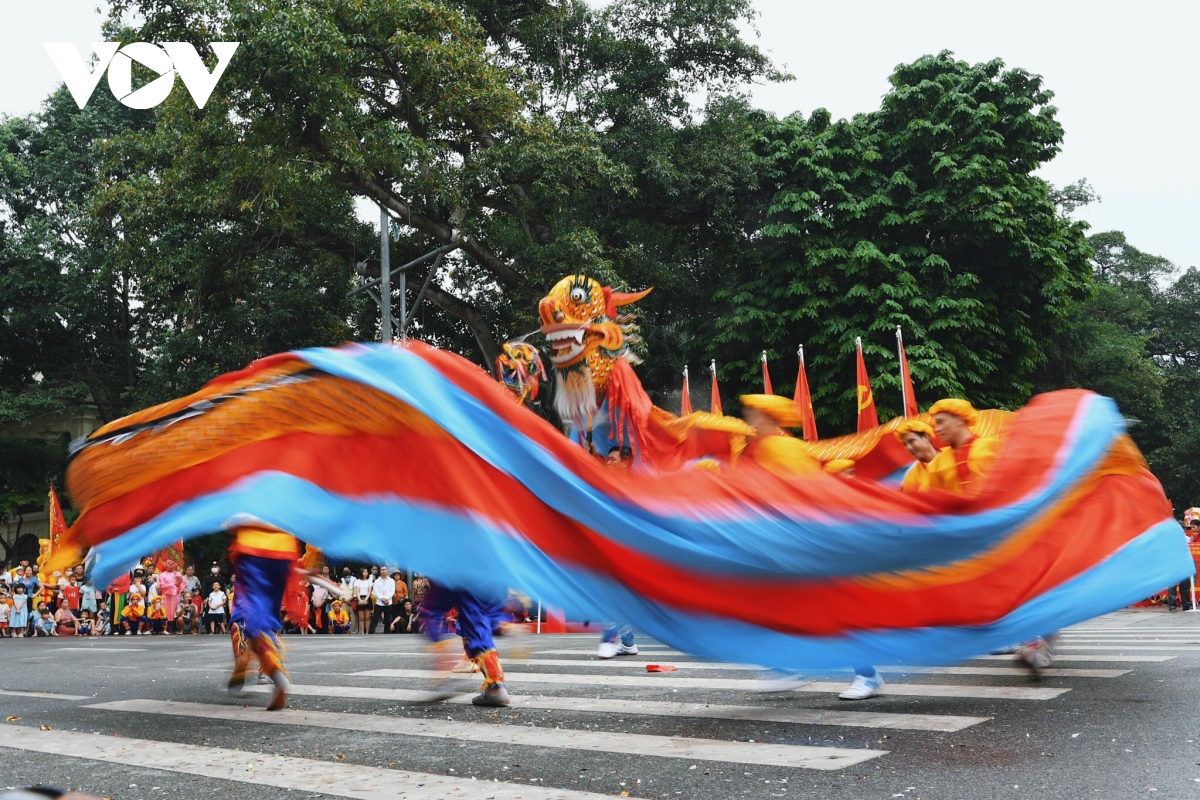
top-left (457, 591), bottom-right (510, 707)
top-left (839, 665), bottom-right (884, 701)
top-left (227, 621), bottom-right (254, 696)
top-left (598, 623), bottom-right (637, 658)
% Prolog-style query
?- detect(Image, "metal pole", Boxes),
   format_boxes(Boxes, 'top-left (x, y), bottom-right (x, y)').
top-left (379, 206), bottom-right (392, 342)
top-left (536, 602), bottom-right (542, 634)
top-left (896, 326), bottom-right (907, 417)
top-left (398, 226), bottom-right (407, 341)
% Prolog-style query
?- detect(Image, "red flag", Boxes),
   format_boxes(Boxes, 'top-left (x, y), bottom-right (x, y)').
top-left (47, 485), bottom-right (67, 559)
top-left (793, 346), bottom-right (818, 443)
top-left (855, 337), bottom-right (879, 432)
top-left (710, 360), bottom-right (723, 416)
top-left (761, 351), bottom-right (773, 395)
top-left (680, 366), bottom-right (693, 416)
top-left (896, 326), bottom-right (918, 419)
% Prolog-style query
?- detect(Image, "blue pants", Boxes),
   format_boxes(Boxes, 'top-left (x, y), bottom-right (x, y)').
top-left (419, 583), bottom-right (506, 658)
top-left (855, 665), bottom-right (878, 678)
top-left (230, 553), bottom-right (291, 639)
top-left (602, 623), bottom-right (635, 647)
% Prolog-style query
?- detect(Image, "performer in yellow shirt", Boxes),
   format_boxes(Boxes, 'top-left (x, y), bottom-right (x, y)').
top-left (895, 420), bottom-right (939, 493)
top-left (226, 524), bottom-right (300, 710)
top-left (926, 399), bottom-right (1002, 497)
top-left (739, 394), bottom-right (823, 477)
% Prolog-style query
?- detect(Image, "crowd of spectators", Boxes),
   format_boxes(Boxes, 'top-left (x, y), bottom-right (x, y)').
top-left (0, 556), bottom-right (460, 637)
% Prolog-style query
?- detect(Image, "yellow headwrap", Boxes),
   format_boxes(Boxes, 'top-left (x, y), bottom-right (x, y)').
top-left (894, 420), bottom-right (935, 442)
top-left (739, 394), bottom-right (803, 428)
top-left (928, 398), bottom-right (979, 429)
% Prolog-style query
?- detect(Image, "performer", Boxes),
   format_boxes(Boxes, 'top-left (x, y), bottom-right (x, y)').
top-left (838, 421), bottom-right (939, 699)
top-left (156, 558), bottom-right (184, 634)
top-left (926, 399), bottom-right (1001, 496)
top-left (739, 395), bottom-right (822, 477)
top-left (896, 420), bottom-right (939, 492)
top-left (420, 581), bottom-right (512, 707)
top-left (226, 524), bottom-right (299, 711)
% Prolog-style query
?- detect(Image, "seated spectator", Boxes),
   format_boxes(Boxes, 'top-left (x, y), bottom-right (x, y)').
top-left (390, 599), bottom-right (417, 633)
top-left (95, 608), bottom-right (111, 637)
top-left (121, 594), bottom-right (146, 635)
top-left (145, 596), bottom-right (169, 634)
top-left (77, 609), bottom-right (94, 637)
top-left (179, 590), bottom-right (199, 634)
top-left (33, 607), bottom-right (57, 636)
top-left (328, 599), bottom-right (352, 634)
top-left (54, 605), bottom-right (78, 636)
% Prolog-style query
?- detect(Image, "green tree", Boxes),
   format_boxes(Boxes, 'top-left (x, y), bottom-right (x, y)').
top-left (103, 0), bottom-right (782, 370)
top-left (713, 52), bottom-right (1094, 431)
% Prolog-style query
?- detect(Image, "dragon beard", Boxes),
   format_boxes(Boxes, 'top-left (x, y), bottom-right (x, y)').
top-left (554, 365), bottom-right (600, 431)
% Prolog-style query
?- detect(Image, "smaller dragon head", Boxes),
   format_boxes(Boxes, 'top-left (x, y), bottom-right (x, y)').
top-left (495, 341), bottom-right (547, 406)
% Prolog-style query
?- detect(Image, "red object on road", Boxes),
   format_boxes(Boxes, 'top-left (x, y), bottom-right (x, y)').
top-left (645, 664), bottom-right (678, 672)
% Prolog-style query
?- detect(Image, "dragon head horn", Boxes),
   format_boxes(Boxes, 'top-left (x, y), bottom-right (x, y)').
top-left (601, 286), bottom-right (653, 319)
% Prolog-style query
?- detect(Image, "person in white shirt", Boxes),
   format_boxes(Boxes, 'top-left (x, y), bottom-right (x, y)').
top-left (370, 571), bottom-right (397, 634)
top-left (206, 583), bottom-right (228, 634)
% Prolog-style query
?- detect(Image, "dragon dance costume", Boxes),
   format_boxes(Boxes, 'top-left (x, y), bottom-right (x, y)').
top-left (227, 525), bottom-right (297, 710)
top-left (52, 270), bottom-right (1195, 674)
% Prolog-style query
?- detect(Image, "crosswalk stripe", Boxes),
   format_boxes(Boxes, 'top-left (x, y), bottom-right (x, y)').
top-left (352, 669), bottom-right (1070, 700)
top-left (244, 683), bottom-right (990, 732)
top-left (489, 659), bottom-right (1128, 679)
top-left (0, 724), bottom-right (609, 799)
top-left (973, 654), bottom-right (1174, 663)
top-left (89, 699), bottom-right (887, 770)
top-left (0, 689), bottom-right (91, 701)
top-left (368, 654), bottom-right (1125, 678)
top-left (1058, 645), bottom-right (1200, 651)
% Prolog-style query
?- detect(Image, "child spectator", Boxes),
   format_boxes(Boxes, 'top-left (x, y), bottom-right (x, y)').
top-left (121, 594), bottom-right (146, 635)
top-left (60, 575), bottom-right (82, 617)
top-left (95, 608), bottom-right (111, 636)
top-left (8, 583), bottom-right (29, 637)
top-left (146, 596), bottom-right (169, 634)
top-left (206, 581), bottom-right (228, 634)
top-left (37, 581), bottom-right (56, 615)
top-left (328, 599), bottom-right (351, 634)
top-left (34, 607), bottom-right (57, 636)
top-left (77, 609), bottom-right (94, 636)
top-left (189, 589), bottom-right (205, 632)
top-left (0, 586), bottom-right (11, 637)
top-left (310, 581), bottom-right (330, 633)
top-left (79, 578), bottom-right (99, 617)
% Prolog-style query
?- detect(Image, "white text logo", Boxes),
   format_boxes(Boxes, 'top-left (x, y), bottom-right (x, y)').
top-left (43, 41), bottom-right (240, 109)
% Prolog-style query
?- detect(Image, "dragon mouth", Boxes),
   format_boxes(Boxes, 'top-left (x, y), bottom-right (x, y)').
top-left (541, 323), bottom-right (592, 367)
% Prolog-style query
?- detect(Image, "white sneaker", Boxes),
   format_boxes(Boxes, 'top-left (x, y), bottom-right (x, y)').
top-left (162, 631), bottom-right (171, 635)
top-left (760, 673), bottom-right (807, 693)
top-left (615, 643), bottom-right (639, 656)
top-left (597, 641), bottom-right (619, 659)
top-left (838, 673), bottom-right (884, 700)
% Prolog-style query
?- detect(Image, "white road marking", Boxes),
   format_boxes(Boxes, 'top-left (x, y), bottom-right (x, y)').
top-left (0, 689), bottom-right (91, 701)
top-left (367, 654), bottom-right (1124, 678)
top-left (1058, 645), bottom-right (1200, 651)
top-left (352, 669), bottom-right (1070, 700)
top-left (973, 654), bottom-right (1174, 663)
top-left (0, 724), bottom-right (609, 799)
top-left (90, 699), bottom-right (887, 770)
top-left (244, 683), bottom-right (990, 732)
top-left (45, 647), bottom-right (146, 652)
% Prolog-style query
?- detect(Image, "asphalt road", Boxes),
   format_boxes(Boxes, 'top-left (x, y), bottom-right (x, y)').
top-left (1, 608), bottom-right (1198, 800)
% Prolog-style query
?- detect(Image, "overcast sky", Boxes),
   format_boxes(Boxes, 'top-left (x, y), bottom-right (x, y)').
top-left (4, 1), bottom-right (1197, 267)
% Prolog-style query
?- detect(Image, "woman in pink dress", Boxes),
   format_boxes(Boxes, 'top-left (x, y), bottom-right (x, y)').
top-left (157, 559), bottom-right (185, 634)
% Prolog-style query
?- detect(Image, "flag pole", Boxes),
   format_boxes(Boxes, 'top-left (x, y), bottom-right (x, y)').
top-left (896, 326), bottom-right (907, 418)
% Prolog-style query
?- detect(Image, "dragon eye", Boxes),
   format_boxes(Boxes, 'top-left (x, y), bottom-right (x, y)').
top-left (569, 287), bottom-right (588, 304)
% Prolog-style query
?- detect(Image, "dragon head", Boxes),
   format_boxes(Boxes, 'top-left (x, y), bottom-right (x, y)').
top-left (538, 274), bottom-right (651, 427)
top-left (494, 341), bottom-right (547, 406)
